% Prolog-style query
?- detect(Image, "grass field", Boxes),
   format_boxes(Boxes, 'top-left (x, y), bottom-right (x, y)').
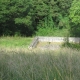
top-left (0, 37), bottom-right (80, 80)
top-left (0, 37), bottom-right (33, 48)
top-left (0, 48), bottom-right (80, 80)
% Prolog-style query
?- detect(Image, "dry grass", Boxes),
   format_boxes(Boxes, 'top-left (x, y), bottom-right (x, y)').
top-left (0, 48), bottom-right (80, 80)
top-left (36, 42), bottom-right (62, 50)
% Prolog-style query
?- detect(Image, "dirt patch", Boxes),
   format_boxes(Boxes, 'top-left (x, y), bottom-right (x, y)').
top-left (36, 42), bottom-right (62, 50)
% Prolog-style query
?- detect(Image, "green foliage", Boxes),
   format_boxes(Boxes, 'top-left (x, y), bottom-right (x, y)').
top-left (69, 24), bottom-right (80, 37)
top-left (35, 27), bottom-right (69, 36)
top-left (69, 0), bottom-right (80, 37)
top-left (15, 16), bottom-right (32, 26)
top-left (0, 0), bottom-right (75, 36)
top-left (69, 0), bottom-right (80, 24)
top-left (0, 0), bottom-right (33, 36)
top-left (14, 31), bottom-right (21, 37)
top-left (58, 14), bottom-right (70, 28)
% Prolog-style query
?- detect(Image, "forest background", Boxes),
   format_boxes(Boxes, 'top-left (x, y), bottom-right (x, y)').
top-left (0, 0), bottom-right (80, 37)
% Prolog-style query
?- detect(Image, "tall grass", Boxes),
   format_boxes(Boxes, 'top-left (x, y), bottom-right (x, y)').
top-left (0, 48), bottom-right (80, 80)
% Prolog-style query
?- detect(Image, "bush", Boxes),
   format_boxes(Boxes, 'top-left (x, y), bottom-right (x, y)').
top-left (35, 27), bottom-right (68, 37)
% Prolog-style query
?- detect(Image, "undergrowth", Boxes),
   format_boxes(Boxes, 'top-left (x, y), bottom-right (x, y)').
top-left (35, 27), bottom-right (69, 37)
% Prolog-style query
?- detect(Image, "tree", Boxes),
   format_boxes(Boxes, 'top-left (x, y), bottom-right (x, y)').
top-left (69, 0), bottom-right (80, 24)
top-left (0, 0), bottom-right (34, 36)
top-left (31, 0), bottom-right (59, 28)
top-left (69, 0), bottom-right (80, 37)
top-left (0, 0), bottom-right (73, 36)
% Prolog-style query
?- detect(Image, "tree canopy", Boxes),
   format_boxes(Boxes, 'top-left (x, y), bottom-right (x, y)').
top-left (69, 0), bottom-right (80, 37)
top-left (1, 0), bottom-right (80, 37)
top-left (69, 0), bottom-right (80, 24)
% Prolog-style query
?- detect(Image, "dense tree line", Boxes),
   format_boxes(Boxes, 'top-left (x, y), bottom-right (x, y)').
top-left (0, 0), bottom-right (80, 36)
top-left (69, 0), bottom-right (80, 37)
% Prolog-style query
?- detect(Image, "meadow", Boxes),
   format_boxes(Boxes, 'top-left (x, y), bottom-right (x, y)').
top-left (0, 37), bottom-right (33, 48)
top-left (0, 37), bottom-right (80, 80)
